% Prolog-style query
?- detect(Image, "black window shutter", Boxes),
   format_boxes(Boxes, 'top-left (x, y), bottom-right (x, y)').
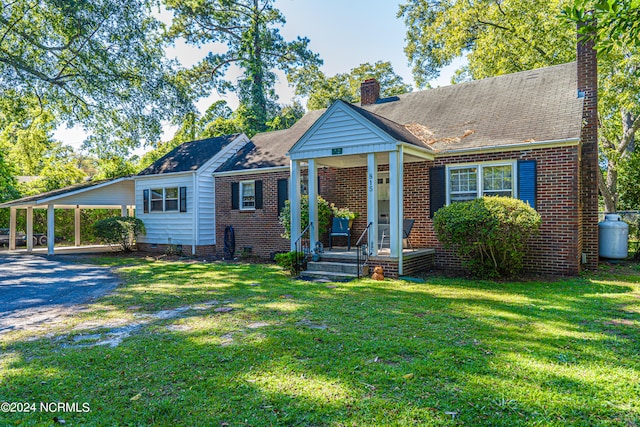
top-left (518, 160), bottom-right (537, 209)
top-left (277, 178), bottom-right (288, 215)
top-left (231, 182), bottom-right (239, 210)
top-left (143, 189), bottom-right (149, 214)
top-left (429, 166), bottom-right (446, 218)
top-left (317, 175), bottom-right (321, 195)
top-left (179, 187), bottom-right (187, 212)
top-left (255, 180), bottom-right (263, 209)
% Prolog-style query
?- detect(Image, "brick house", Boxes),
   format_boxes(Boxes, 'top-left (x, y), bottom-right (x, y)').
top-left (1, 34), bottom-right (597, 276)
top-left (213, 36), bottom-right (598, 277)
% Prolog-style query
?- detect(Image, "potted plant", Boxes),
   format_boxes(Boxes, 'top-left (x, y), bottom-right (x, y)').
top-left (331, 204), bottom-right (359, 228)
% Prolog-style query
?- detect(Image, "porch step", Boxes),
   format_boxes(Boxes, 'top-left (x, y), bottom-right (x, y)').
top-left (299, 269), bottom-right (358, 281)
top-left (306, 261), bottom-right (359, 275)
top-left (299, 260), bottom-right (360, 281)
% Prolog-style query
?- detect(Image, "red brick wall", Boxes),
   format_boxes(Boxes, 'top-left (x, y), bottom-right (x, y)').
top-left (213, 145), bottom-right (582, 275)
top-left (332, 146), bottom-right (581, 275)
top-left (214, 170), bottom-right (337, 259)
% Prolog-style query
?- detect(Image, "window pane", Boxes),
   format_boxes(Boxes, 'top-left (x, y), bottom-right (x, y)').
top-left (241, 182), bottom-right (255, 209)
top-left (483, 165), bottom-right (512, 196)
top-left (165, 187), bottom-right (178, 199)
top-left (151, 189), bottom-right (163, 200)
top-left (449, 167), bottom-right (477, 202)
top-left (165, 200), bottom-right (178, 211)
top-left (151, 200), bottom-right (163, 212)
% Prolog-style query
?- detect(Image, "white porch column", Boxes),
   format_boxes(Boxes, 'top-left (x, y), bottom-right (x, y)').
top-left (307, 159), bottom-right (319, 247)
top-left (74, 206), bottom-right (81, 247)
top-left (389, 148), bottom-right (405, 275)
top-left (389, 151), bottom-right (400, 258)
top-left (290, 160), bottom-right (302, 251)
top-left (26, 207), bottom-right (33, 252)
top-left (367, 153), bottom-right (378, 255)
top-left (397, 146), bottom-right (404, 275)
top-left (47, 204), bottom-right (55, 255)
top-left (8, 207), bottom-right (16, 250)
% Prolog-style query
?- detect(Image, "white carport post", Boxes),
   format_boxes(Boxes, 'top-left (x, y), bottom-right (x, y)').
top-left (74, 206), bottom-right (81, 247)
top-left (26, 207), bottom-right (33, 252)
top-left (121, 204), bottom-right (128, 217)
top-left (307, 159), bottom-right (318, 248)
top-left (290, 160), bottom-right (302, 251)
top-left (367, 153), bottom-right (378, 255)
top-left (8, 207), bottom-right (16, 250)
top-left (47, 204), bottom-right (55, 255)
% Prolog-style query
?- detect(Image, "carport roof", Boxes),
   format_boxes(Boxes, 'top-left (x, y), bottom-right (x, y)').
top-left (0, 176), bottom-right (134, 208)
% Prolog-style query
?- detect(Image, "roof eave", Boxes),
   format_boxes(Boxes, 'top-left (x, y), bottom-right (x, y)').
top-left (435, 137), bottom-right (580, 156)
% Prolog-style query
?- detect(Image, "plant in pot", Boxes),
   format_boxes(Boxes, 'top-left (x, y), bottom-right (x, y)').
top-left (331, 204), bottom-right (359, 228)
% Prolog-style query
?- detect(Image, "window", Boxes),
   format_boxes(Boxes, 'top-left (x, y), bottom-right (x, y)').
top-left (165, 187), bottom-right (179, 211)
top-left (240, 181), bottom-right (255, 210)
top-left (447, 162), bottom-right (515, 204)
top-left (449, 167), bottom-right (478, 202)
top-left (150, 188), bottom-right (164, 212)
top-left (145, 187), bottom-right (187, 212)
top-left (482, 165), bottom-right (513, 197)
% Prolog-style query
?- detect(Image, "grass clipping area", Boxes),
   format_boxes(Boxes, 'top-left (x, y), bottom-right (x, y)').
top-left (1, 259), bottom-right (639, 426)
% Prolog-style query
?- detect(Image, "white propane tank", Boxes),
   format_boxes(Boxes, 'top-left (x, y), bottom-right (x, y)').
top-left (598, 214), bottom-right (629, 259)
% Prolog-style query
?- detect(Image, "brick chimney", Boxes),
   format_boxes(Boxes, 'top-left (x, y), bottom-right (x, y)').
top-left (577, 19), bottom-right (598, 271)
top-left (361, 78), bottom-right (380, 105)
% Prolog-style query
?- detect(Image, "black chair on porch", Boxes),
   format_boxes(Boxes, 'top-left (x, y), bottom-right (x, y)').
top-left (329, 217), bottom-right (351, 251)
top-left (379, 218), bottom-right (416, 251)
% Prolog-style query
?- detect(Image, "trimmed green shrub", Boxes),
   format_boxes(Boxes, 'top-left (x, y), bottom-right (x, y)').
top-left (278, 195), bottom-right (332, 239)
top-left (433, 197), bottom-right (541, 278)
top-left (274, 251), bottom-right (304, 275)
top-left (93, 216), bottom-right (146, 252)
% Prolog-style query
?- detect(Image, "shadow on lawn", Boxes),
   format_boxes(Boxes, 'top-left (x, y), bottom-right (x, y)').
top-left (2, 261), bottom-right (639, 426)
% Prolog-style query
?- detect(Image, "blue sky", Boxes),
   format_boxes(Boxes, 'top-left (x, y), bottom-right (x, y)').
top-left (56, 0), bottom-right (460, 151)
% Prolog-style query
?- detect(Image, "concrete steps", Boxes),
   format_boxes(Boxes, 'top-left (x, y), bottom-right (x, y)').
top-left (299, 259), bottom-right (360, 281)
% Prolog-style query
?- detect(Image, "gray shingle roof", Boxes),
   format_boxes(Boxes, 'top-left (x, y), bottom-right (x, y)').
top-left (342, 102), bottom-right (433, 150)
top-left (365, 62), bottom-right (583, 152)
top-left (218, 61), bottom-right (582, 171)
top-left (138, 134), bottom-right (241, 176)
top-left (219, 110), bottom-right (324, 171)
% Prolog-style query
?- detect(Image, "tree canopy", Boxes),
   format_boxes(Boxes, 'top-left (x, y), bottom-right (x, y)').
top-left (399, 0), bottom-right (640, 211)
top-left (291, 61), bottom-right (413, 110)
top-left (0, 0), bottom-right (192, 156)
top-left (398, 0), bottom-right (575, 87)
top-left (165, 0), bottom-right (321, 133)
top-left (564, 0), bottom-right (640, 54)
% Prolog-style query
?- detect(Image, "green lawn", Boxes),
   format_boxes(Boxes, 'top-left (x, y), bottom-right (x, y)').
top-left (1, 259), bottom-right (639, 426)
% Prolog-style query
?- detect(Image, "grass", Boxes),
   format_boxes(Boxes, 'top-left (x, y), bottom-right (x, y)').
top-left (1, 258), bottom-right (639, 426)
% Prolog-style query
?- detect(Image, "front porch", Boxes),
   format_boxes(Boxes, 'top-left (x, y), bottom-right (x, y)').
top-left (300, 247), bottom-right (436, 280)
top-left (286, 100), bottom-right (436, 277)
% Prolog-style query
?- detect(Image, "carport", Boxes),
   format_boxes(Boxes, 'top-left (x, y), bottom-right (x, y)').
top-left (0, 177), bottom-right (135, 255)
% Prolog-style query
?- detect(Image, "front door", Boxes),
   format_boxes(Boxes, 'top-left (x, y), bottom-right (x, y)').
top-left (378, 172), bottom-right (390, 248)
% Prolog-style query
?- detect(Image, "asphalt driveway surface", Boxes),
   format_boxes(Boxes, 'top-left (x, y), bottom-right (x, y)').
top-left (0, 254), bottom-right (119, 333)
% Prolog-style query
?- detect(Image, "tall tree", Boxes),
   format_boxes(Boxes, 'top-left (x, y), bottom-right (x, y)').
top-left (165, 0), bottom-right (322, 133)
top-left (291, 61), bottom-right (413, 110)
top-left (0, 0), bottom-right (192, 155)
top-left (565, 0), bottom-right (640, 54)
top-left (398, 0), bottom-right (640, 212)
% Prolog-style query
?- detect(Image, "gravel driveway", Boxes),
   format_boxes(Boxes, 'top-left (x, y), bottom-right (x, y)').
top-left (0, 254), bottom-right (119, 333)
